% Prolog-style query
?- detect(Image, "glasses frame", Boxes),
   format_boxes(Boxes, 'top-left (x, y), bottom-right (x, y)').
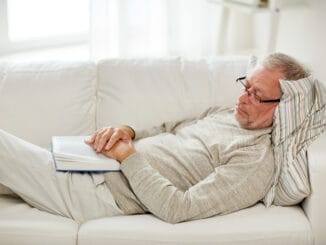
top-left (236, 76), bottom-right (281, 103)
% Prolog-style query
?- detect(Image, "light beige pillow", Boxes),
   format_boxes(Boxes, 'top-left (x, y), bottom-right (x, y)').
top-left (264, 76), bottom-right (326, 206)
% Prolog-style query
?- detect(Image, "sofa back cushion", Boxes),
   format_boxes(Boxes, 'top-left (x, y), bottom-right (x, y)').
top-left (97, 56), bottom-right (250, 130)
top-left (0, 61), bottom-right (96, 147)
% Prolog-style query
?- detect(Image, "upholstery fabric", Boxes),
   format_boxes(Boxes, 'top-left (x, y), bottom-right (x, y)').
top-left (302, 133), bottom-right (326, 245)
top-left (264, 76), bottom-right (326, 206)
top-left (0, 61), bottom-right (97, 148)
top-left (0, 196), bottom-right (78, 245)
top-left (96, 56), bottom-right (248, 131)
top-left (78, 203), bottom-right (313, 245)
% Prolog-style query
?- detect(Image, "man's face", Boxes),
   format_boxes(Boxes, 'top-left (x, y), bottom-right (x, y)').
top-left (235, 65), bottom-right (284, 129)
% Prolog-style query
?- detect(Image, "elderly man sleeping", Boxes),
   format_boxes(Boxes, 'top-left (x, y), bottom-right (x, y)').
top-left (0, 53), bottom-right (325, 224)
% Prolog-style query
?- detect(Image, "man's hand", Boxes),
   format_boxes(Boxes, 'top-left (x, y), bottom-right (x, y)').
top-left (101, 138), bottom-right (135, 163)
top-left (85, 126), bottom-right (136, 162)
top-left (85, 126), bottom-right (135, 152)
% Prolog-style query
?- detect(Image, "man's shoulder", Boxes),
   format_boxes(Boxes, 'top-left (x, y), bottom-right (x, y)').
top-left (206, 106), bottom-right (234, 114)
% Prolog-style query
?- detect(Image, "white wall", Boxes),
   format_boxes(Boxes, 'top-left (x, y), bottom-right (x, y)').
top-left (255, 0), bottom-right (326, 83)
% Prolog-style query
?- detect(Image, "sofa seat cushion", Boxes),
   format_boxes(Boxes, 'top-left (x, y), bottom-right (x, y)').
top-left (0, 196), bottom-right (78, 245)
top-left (78, 203), bottom-right (313, 245)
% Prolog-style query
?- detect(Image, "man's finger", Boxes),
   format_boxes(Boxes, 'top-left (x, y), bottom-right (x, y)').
top-left (85, 134), bottom-right (95, 144)
top-left (85, 130), bottom-right (98, 144)
top-left (105, 132), bottom-right (121, 150)
top-left (94, 128), bottom-right (108, 149)
top-left (97, 130), bottom-right (113, 152)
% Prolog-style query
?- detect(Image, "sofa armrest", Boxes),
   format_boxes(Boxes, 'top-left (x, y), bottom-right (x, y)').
top-left (302, 133), bottom-right (326, 245)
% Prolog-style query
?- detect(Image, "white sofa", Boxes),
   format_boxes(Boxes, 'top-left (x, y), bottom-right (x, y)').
top-left (0, 56), bottom-right (325, 245)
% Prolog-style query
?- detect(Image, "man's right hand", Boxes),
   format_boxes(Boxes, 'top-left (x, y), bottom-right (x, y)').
top-left (85, 126), bottom-right (135, 153)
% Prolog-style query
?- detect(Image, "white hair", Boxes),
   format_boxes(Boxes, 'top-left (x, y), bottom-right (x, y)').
top-left (261, 53), bottom-right (310, 80)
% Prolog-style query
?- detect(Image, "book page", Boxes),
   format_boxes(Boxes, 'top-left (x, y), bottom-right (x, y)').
top-left (51, 136), bottom-right (120, 171)
top-left (52, 136), bottom-right (109, 161)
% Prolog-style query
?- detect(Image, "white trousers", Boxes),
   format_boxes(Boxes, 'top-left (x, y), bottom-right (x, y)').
top-left (0, 129), bottom-right (123, 223)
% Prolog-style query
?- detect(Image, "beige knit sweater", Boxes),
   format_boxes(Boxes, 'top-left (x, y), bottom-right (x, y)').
top-left (104, 107), bottom-right (275, 224)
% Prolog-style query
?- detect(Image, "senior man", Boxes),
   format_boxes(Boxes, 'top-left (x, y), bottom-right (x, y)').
top-left (0, 53), bottom-right (309, 224)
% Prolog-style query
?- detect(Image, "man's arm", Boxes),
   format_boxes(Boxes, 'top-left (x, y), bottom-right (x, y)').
top-left (86, 106), bottom-right (219, 152)
top-left (120, 145), bottom-right (274, 224)
top-left (133, 106), bottom-right (219, 140)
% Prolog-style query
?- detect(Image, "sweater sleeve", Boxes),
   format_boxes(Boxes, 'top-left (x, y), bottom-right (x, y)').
top-left (133, 106), bottom-right (219, 140)
top-left (120, 145), bottom-right (274, 224)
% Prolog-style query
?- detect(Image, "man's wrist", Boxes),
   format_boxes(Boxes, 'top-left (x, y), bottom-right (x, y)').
top-left (122, 125), bottom-right (135, 140)
top-left (119, 148), bottom-right (136, 163)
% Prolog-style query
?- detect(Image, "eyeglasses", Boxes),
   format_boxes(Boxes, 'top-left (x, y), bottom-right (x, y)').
top-left (236, 76), bottom-right (281, 103)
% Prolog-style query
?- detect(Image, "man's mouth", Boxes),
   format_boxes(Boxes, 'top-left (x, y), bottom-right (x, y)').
top-left (236, 104), bottom-right (247, 115)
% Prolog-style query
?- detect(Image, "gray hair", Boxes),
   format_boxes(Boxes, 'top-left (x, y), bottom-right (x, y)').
top-left (261, 53), bottom-right (310, 80)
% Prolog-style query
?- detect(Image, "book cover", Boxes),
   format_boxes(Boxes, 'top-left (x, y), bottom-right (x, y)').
top-left (51, 136), bottom-right (120, 172)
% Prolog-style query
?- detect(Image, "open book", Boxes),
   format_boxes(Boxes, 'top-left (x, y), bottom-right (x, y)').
top-left (51, 136), bottom-right (120, 172)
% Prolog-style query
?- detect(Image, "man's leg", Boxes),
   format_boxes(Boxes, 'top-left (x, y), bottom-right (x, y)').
top-left (0, 129), bottom-right (123, 223)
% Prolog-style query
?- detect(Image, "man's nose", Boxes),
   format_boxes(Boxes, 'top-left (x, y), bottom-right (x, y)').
top-left (238, 90), bottom-right (250, 103)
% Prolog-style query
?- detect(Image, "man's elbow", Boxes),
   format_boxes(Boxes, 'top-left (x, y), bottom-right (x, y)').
top-left (157, 210), bottom-right (187, 224)
top-left (159, 215), bottom-right (183, 224)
